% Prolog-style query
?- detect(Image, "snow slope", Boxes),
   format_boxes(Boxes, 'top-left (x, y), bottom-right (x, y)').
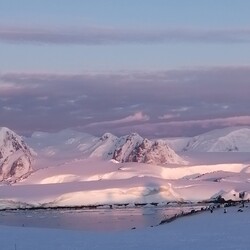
top-left (0, 127), bottom-right (33, 182)
top-left (161, 137), bottom-right (191, 152)
top-left (1, 205), bottom-right (250, 250)
top-left (164, 126), bottom-right (250, 152)
top-left (25, 129), bottom-right (96, 169)
top-left (0, 154), bottom-right (249, 208)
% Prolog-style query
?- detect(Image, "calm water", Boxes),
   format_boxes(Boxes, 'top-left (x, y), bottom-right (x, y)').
top-left (0, 205), bottom-right (204, 231)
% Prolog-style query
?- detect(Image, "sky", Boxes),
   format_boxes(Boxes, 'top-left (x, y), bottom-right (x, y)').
top-left (1, 0), bottom-right (250, 137)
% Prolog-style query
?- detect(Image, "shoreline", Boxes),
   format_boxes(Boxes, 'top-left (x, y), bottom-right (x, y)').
top-left (0, 199), bottom-right (247, 232)
top-left (158, 199), bottom-right (249, 226)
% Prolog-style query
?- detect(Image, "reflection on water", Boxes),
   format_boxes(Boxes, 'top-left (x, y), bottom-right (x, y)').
top-left (0, 205), bottom-right (205, 231)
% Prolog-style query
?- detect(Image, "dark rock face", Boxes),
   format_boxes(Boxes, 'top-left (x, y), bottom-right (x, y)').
top-left (111, 134), bottom-right (184, 165)
top-left (112, 133), bottom-right (143, 163)
top-left (0, 127), bottom-right (33, 182)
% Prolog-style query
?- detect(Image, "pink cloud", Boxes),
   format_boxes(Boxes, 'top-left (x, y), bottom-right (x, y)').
top-left (0, 83), bottom-right (22, 93)
top-left (85, 112), bottom-right (150, 128)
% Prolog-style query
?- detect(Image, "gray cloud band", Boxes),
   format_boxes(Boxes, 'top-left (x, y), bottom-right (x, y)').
top-left (0, 66), bottom-right (250, 136)
top-left (1, 26), bottom-right (250, 45)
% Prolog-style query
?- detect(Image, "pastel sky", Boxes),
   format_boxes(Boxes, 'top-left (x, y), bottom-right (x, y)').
top-left (1, 0), bottom-right (250, 137)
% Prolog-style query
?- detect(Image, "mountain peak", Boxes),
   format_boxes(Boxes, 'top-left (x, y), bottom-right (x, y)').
top-left (113, 137), bottom-right (184, 165)
top-left (100, 132), bottom-right (116, 141)
top-left (0, 127), bottom-right (33, 182)
top-left (88, 132), bottom-right (184, 165)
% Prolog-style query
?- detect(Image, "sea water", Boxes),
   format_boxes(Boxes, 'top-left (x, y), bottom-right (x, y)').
top-left (0, 205), bottom-right (205, 231)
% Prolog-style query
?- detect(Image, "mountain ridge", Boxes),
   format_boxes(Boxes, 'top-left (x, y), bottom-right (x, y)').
top-left (164, 126), bottom-right (250, 152)
top-left (25, 130), bottom-right (185, 168)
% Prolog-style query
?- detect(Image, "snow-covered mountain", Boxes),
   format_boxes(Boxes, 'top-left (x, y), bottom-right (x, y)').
top-left (97, 133), bottom-right (184, 164)
top-left (164, 127), bottom-right (250, 152)
top-left (25, 129), bottom-right (96, 169)
top-left (26, 130), bottom-right (184, 167)
top-left (0, 127), bottom-right (33, 182)
top-left (100, 133), bottom-right (186, 164)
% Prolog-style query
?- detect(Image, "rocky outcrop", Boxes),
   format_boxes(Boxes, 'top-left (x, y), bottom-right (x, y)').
top-left (112, 135), bottom-right (184, 165)
top-left (0, 127), bottom-right (33, 182)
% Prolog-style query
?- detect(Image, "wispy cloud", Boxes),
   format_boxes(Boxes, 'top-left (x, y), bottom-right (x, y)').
top-left (85, 112), bottom-right (149, 128)
top-left (162, 116), bottom-right (250, 128)
top-left (158, 114), bottom-right (180, 120)
top-left (0, 83), bottom-right (24, 93)
top-left (109, 116), bottom-right (250, 137)
top-left (171, 107), bottom-right (190, 113)
top-left (1, 25), bottom-right (250, 45)
top-left (2, 106), bottom-right (21, 112)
